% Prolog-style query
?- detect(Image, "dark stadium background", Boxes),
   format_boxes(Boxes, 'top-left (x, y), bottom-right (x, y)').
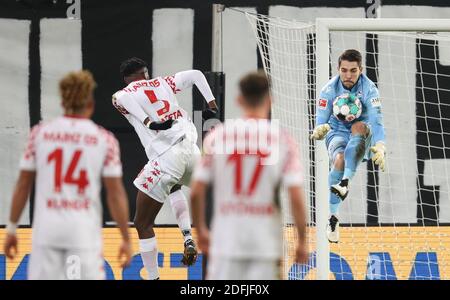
top-left (1, 0), bottom-right (449, 225)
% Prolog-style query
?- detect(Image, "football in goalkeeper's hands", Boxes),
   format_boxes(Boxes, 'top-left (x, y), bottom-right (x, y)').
top-left (332, 93), bottom-right (362, 122)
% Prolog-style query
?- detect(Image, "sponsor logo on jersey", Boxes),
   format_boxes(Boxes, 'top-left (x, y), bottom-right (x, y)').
top-left (161, 109), bottom-right (183, 121)
top-left (318, 99), bottom-right (328, 110)
top-left (370, 98), bottom-right (381, 107)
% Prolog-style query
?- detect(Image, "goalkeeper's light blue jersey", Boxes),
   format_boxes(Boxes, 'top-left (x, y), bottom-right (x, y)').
top-left (316, 73), bottom-right (385, 144)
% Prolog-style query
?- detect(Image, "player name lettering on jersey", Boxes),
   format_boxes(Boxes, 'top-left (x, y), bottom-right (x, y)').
top-left (47, 198), bottom-right (90, 210)
top-left (43, 131), bottom-right (98, 146)
top-left (219, 202), bottom-right (274, 215)
top-left (123, 79), bottom-right (160, 93)
top-left (211, 119), bottom-right (280, 165)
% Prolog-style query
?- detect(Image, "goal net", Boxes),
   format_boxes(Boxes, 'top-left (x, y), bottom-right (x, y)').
top-left (245, 13), bottom-right (450, 280)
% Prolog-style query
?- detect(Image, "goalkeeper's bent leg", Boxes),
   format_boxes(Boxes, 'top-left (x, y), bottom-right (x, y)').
top-left (329, 168), bottom-right (344, 214)
top-left (343, 134), bottom-right (366, 180)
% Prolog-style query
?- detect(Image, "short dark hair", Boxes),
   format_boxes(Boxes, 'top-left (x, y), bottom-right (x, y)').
top-left (120, 57), bottom-right (148, 78)
top-left (338, 49), bottom-right (362, 68)
top-left (239, 71), bottom-right (270, 107)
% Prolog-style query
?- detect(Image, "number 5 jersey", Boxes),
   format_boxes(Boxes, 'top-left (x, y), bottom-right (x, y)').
top-left (112, 70), bottom-right (216, 159)
top-left (193, 119), bottom-right (304, 259)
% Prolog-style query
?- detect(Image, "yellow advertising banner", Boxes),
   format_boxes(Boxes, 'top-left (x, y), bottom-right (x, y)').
top-left (1, 226), bottom-right (450, 280)
top-left (0, 227), bottom-right (201, 280)
top-left (284, 226), bottom-right (450, 280)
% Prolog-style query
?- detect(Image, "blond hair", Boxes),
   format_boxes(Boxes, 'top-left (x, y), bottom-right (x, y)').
top-left (59, 70), bottom-right (96, 114)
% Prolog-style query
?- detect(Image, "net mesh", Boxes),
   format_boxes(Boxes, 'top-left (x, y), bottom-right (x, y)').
top-left (245, 12), bottom-right (450, 280)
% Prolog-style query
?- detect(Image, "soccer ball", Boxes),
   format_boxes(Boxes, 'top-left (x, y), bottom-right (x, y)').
top-left (332, 93), bottom-right (362, 122)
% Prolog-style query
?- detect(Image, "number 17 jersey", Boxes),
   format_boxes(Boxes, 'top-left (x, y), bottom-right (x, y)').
top-left (193, 119), bottom-right (304, 259)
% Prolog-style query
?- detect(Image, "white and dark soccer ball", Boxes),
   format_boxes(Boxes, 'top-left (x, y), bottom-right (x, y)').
top-left (332, 93), bottom-right (362, 122)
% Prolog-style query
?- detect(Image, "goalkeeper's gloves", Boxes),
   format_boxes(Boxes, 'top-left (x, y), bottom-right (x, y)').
top-left (202, 108), bottom-right (218, 121)
top-left (370, 142), bottom-right (386, 172)
top-left (147, 119), bottom-right (175, 131)
top-left (310, 124), bottom-right (331, 140)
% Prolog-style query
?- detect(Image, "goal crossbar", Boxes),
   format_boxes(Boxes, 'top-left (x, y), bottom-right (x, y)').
top-left (315, 18), bottom-right (450, 280)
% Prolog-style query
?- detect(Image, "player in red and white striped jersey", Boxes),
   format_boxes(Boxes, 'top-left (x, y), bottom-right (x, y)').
top-left (3, 70), bottom-right (132, 279)
top-left (113, 58), bottom-right (218, 279)
top-left (191, 71), bottom-right (308, 280)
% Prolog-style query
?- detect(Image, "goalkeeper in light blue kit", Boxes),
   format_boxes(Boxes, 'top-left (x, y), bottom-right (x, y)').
top-left (310, 49), bottom-right (386, 243)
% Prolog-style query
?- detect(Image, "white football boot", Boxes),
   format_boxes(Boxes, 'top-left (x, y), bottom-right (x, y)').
top-left (331, 179), bottom-right (349, 201)
top-left (327, 215), bottom-right (340, 243)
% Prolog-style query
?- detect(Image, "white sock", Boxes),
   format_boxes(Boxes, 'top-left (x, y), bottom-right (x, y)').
top-left (139, 238), bottom-right (159, 280)
top-left (168, 189), bottom-right (193, 242)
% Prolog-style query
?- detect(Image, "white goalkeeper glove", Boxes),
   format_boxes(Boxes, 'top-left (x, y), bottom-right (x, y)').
top-left (310, 124), bottom-right (331, 140)
top-left (370, 142), bottom-right (386, 172)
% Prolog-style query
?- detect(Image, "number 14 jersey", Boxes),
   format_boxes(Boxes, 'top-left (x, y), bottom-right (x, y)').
top-left (20, 116), bottom-right (122, 249)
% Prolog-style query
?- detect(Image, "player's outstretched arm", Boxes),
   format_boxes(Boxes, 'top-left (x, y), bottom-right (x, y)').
top-left (171, 70), bottom-right (219, 121)
top-left (4, 170), bottom-right (35, 259)
top-left (289, 185), bottom-right (309, 264)
top-left (366, 89), bottom-right (386, 171)
top-left (190, 180), bottom-right (210, 256)
top-left (103, 177), bottom-right (132, 268)
top-left (172, 70), bottom-right (215, 101)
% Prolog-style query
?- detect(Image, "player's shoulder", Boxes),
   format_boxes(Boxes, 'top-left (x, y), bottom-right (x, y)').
top-left (93, 124), bottom-right (117, 141)
top-left (112, 88), bottom-right (132, 110)
top-left (95, 126), bottom-right (121, 151)
top-left (112, 89), bottom-right (126, 100)
top-left (160, 74), bottom-right (181, 94)
top-left (320, 75), bottom-right (340, 96)
top-left (201, 123), bottom-right (223, 155)
top-left (205, 122), bottom-right (225, 141)
top-left (360, 74), bottom-right (378, 93)
top-left (31, 119), bottom-right (49, 130)
top-left (37, 116), bottom-right (80, 132)
top-left (28, 119), bottom-right (51, 139)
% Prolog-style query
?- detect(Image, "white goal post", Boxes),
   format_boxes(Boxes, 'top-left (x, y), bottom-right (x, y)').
top-left (245, 12), bottom-right (450, 280)
top-left (315, 18), bottom-right (450, 280)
